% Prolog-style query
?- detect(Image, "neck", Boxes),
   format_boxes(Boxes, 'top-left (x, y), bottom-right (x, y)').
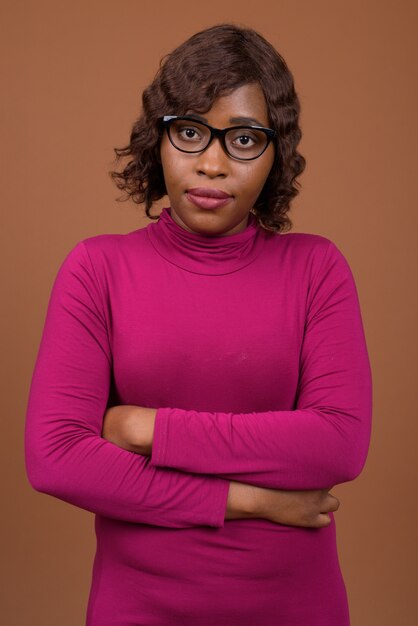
top-left (145, 207), bottom-right (271, 276)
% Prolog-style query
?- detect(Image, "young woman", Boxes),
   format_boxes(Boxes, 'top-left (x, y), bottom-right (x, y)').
top-left (25, 24), bottom-right (372, 626)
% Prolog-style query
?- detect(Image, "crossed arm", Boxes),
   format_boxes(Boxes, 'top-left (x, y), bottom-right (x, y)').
top-left (25, 239), bottom-right (372, 529)
top-left (25, 242), bottom-right (230, 529)
top-left (103, 238), bottom-right (372, 492)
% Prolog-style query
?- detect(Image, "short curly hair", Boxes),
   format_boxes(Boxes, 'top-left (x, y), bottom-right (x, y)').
top-left (109, 23), bottom-right (306, 233)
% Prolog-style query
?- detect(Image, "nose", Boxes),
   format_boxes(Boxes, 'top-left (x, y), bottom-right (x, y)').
top-left (195, 137), bottom-right (229, 178)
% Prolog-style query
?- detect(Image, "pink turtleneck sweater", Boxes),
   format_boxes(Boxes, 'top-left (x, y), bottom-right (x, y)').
top-left (25, 207), bottom-right (372, 625)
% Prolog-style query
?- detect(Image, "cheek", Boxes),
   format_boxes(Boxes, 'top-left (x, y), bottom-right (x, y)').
top-left (241, 148), bottom-right (275, 194)
top-left (160, 139), bottom-right (175, 179)
top-left (256, 157), bottom-right (274, 190)
top-left (160, 144), bottom-right (186, 190)
top-left (244, 164), bottom-right (273, 194)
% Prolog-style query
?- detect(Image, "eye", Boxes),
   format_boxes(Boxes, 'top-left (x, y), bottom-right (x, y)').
top-left (175, 124), bottom-right (203, 142)
top-left (229, 130), bottom-right (261, 149)
top-left (234, 135), bottom-right (256, 146)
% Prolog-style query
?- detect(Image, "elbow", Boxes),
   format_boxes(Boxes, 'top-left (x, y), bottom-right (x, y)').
top-left (25, 421), bottom-right (64, 496)
top-left (26, 470), bottom-right (49, 495)
top-left (25, 434), bottom-right (70, 498)
top-left (315, 456), bottom-right (367, 489)
top-left (330, 439), bottom-right (370, 485)
top-left (318, 406), bottom-right (372, 486)
top-left (25, 453), bottom-right (60, 496)
top-left (338, 456), bottom-right (367, 483)
top-left (24, 421), bottom-right (98, 498)
top-left (340, 414), bottom-right (372, 483)
top-left (25, 454), bottom-right (80, 503)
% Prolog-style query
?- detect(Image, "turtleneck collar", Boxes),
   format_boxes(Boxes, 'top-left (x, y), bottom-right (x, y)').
top-left (146, 207), bottom-right (269, 275)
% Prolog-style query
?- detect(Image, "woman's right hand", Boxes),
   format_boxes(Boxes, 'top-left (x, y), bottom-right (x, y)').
top-left (225, 481), bottom-right (340, 529)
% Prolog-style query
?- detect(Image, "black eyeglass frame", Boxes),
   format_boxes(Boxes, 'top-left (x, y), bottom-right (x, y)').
top-left (159, 115), bottom-right (276, 161)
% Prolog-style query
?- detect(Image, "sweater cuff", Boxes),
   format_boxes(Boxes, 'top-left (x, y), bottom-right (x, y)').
top-left (150, 407), bottom-right (230, 529)
top-left (206, 478), bottom-right (230, 528)
top-left (150, 407), bottom-right (170, 467)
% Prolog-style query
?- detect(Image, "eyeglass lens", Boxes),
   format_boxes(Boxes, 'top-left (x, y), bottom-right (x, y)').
top-left (167, 119), bottom-right (269, 159)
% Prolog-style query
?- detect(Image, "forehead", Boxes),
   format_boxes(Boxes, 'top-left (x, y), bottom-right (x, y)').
top-left (185, 83), bottom-right (270, 127)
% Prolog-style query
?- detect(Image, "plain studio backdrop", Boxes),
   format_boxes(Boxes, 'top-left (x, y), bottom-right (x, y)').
top-left (1, 1), bottom-right (417, 624)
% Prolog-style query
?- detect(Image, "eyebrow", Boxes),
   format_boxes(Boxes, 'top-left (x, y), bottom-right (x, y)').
top-left (185, 113), bottom-right (267, 127)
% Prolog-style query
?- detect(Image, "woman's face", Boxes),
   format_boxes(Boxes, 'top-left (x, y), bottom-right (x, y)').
top-left (159, 83), bottom-right (275, 236)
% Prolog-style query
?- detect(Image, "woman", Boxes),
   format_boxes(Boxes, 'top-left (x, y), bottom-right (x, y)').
top-left (25, 24), bottom-right (373, 625)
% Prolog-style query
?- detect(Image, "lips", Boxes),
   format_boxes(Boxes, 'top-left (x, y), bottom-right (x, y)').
top-left (185, 188), bottom-right (233, 210)
top-left (187, 187), bottom-right (232, 199)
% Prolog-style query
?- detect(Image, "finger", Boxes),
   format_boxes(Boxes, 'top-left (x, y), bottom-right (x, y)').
top-left (327, 496), bottom-right (340, 512)
top-left (316, 513), bottom-right (332, 527)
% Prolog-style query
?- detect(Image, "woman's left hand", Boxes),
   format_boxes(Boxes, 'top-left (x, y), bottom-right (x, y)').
top-left (101, 405), bottom-right (157, 456)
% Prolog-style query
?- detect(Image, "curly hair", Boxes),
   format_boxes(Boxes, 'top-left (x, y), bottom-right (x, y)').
top-left (109, 23), bottom-right (306, 233)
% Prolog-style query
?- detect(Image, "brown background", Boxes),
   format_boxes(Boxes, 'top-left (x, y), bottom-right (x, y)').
top-left (1, 1), bottom-right (417, 624)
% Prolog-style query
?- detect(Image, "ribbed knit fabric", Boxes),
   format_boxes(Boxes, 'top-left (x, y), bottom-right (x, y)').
top-left (25, 207), bottom-right (372, 625)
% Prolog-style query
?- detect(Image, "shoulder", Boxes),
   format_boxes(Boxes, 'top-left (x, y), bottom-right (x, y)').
top-left (80, 225), bottom-right (149, 260)
top-left (279, 233), bottom-right (360, 311)
top-left (271, 230), bottom-right (339, 255)
top-left (49, 226), bottom-right (151, 302)
top-left (265, 230), bottom-right (352, 276)
top-left (57, 225), bottom-right (150, 271)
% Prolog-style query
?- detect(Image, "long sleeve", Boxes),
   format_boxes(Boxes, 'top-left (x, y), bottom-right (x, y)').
top-left (24, 241), bottom-right (229, 529)
top-left (149, 241), bottom-right (373, 490)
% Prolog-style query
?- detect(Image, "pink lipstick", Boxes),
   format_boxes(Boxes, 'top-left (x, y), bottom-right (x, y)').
top-left (186, 187), bottom-right (233, 210)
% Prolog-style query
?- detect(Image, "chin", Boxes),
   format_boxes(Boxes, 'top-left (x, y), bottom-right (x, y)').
top-left (171, 204), bottom-right (249, 236)
top-left (173, 208), bottom-right (216, 231)
top-left (187, 219), bottom-right (226, 236)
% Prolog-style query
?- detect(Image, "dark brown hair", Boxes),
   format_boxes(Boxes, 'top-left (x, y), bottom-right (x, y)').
top-left (109, 23), bottom-right (306, 233)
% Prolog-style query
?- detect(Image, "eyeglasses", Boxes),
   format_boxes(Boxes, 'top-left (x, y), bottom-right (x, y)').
top-left (160, 115), bottom-right (276, 161)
